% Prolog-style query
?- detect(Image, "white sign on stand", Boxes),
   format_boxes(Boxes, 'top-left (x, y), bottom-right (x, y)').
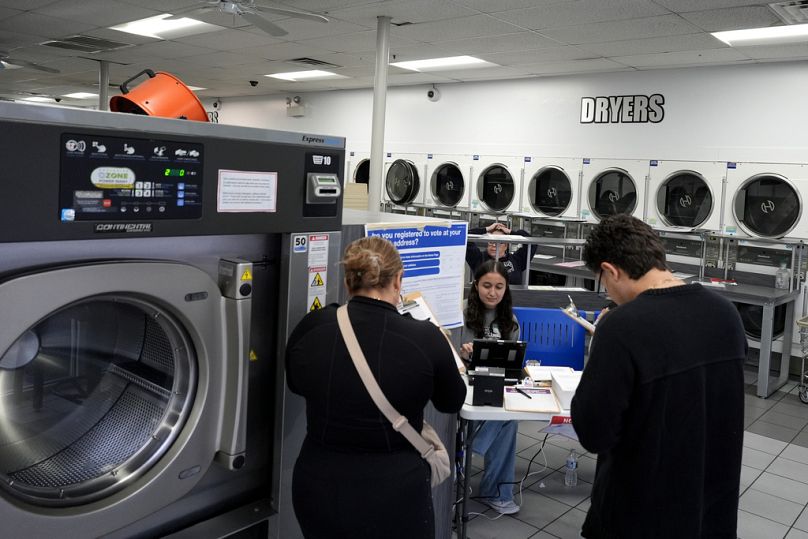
top-left (365, 221), bottom-right (467, 328)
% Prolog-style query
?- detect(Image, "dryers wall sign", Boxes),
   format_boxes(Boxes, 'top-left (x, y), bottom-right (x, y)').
top-left (580, 94), bottom-right (665, 124)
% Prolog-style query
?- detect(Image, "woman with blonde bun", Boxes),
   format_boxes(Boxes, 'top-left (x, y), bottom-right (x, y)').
top-left (286, 236), bottom-right (465, 539)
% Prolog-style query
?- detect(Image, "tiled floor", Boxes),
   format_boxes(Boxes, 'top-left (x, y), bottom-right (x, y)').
top-left (456, 379), bottom-right (808, 539)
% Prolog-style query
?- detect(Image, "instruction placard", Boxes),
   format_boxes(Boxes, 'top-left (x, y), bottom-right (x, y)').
top-left (307, 234), bottom-right (329, 311)
top-left (366, 221), bottom-right (467, 328)
top-left (217, 169), bottom-right (277, 212)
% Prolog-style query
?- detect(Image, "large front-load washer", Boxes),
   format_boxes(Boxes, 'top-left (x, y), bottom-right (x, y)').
top-left (521, 157), bottom-right (583, 220)
top-left (724, 162), bottom-right (808, 239)
top-left (646, 160), bottom-right (725, 231)
top-left (581, 158), bottom-right (649, 223)
top-left (0, 102), bottom-right (344, 538)
top-left (469, 155), bottom-right (523, 214)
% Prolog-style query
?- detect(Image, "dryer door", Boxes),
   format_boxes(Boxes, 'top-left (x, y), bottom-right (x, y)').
top-left (657, 171), bottom-right (713, 227)
top-left (431, 162), bottom-right (465, 207)
top-left (588, 168), bottom-right (637, 219)
top-left (385, 159), bottom-right (420, 205)
top-left (0, 262), bottom-right (240, 538)
top-left (478, 164), bottom-right (515, 212)
top-left (734, 174), bottom-right (801, 238)
top-left (529, 166), bottom-right (572, 217)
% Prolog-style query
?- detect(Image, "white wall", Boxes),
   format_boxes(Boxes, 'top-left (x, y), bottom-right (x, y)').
top-left (216, 61), bottom-right (808, 164)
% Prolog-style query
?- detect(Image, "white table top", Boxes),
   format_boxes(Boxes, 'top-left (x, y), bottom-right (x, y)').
top-left (460, 379), bottom-right (569, 421)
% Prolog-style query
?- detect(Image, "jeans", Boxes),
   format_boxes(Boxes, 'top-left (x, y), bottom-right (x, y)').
top-left (471, 420), bottom-right (518, 502)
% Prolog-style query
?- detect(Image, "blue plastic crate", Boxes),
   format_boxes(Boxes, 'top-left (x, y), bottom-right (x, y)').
top-left (513, 307), bottom-right (591, 370)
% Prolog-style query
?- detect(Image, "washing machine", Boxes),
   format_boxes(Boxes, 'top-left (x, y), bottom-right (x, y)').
top-left (346, 150), bottom-right (370, 185)
top-left (382, 152), bottom-right (426, 210)
top-left (581, 158), bottom-right (650, 223)
top-left (646, 160), bottom-right (725, 231)
top-left (0, 102), bottom-right (344, 538)
top-left (427, 154), bottom-right (473, 211)
top-left (469, 154), bottom-right (524, 214)
top-left (521, 156), bottom-right (583, 220)
top-left (723, 162), bottom-right (808, 239)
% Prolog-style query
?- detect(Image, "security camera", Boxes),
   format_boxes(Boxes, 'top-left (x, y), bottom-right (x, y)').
top-left (293, 95), bottom-right (301, 104)
top-left (249, 80), bottom-right (259, 87)
top-left (54, 97), bottom-right (62, 103)
top-left (427, 87), bottom-right (440, 102)
top-left (212, 99), bottom-right (221, 109)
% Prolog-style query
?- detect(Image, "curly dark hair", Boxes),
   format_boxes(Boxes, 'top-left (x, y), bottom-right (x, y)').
top-left (465, 260), bottom-right (516, 337)
top-left (583, 214), bottom-right (667, 279)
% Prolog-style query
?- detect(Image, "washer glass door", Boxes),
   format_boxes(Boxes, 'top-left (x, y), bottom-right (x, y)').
top-left (0, 296), bottom-right (196, 507)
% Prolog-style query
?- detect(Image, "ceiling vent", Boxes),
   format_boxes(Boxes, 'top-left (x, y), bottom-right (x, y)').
top-left (41, 35), bottom-right (132, 53)
top-left (288, 57), bottom-right (341, 68)
top-left (770, 1), bottom-right (808, 24)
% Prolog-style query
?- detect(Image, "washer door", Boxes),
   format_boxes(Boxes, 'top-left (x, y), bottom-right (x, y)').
top-left (478, 164), bottom-right (515, 212)
top-left (656, 171), bottom-right (713, 227)
top-left (734, 302), bottom-right (786, 341)
top-left (431, 162), bottom-right (465, 207)
top-left (588, 168), bottom-right (637, 219)
top-left (0, 296), bottom-right (195, 506)
top-left (385, 159), bottom-right (420, 205)
top-left (734, 174), bottom-right (801, 238)
top-left (0, 262), bottom-right (232, 537)
top-left (529, 166), bottom-right (572, 217)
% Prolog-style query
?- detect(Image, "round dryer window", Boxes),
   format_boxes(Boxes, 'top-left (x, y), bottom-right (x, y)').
top-left (0, 296), bottom-right (195, 506)
top-left (529, 167), bottom-right (572, 217)
top-left (477, 165), bottom-right (515, 212)
top-left (354, 158), bottom-right (370, 184)
top-left (431, 163), bottom-right (465, 207)
top-left (656, 171), bottom-right (713, 228)
top-left (588, 169), bottom-right (638, 219)
top-left (385, 159), bottom-right (420, 205)
top-left (734, 174), bottom-right (801, 238)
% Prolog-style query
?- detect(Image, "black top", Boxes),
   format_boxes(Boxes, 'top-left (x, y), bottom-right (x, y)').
top-left (285, 296), bottom-right (466, 453)
top-left (465, 227), bottom-right (536, 285)
top-left (571, 284), bottom-right (746, 539)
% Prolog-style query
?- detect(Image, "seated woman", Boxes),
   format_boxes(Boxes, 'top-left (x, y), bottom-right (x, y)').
top-left (459, 260), bottom-right (521, 515)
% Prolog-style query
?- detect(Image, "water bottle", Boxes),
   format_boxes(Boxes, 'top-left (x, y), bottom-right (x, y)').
top-left (775, 262), bottom-right (791, 290)
top-left (564, 449), bottom-right (578, 487)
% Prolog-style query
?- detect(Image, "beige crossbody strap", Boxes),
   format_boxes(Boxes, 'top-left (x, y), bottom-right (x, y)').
top-left (336, 305), bottom-right (435, 458)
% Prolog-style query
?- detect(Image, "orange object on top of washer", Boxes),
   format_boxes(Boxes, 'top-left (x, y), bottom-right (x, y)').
top-left (110, 69), bottom-right (208, 122)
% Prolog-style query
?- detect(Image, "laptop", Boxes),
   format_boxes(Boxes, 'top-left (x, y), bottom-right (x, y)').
top-left (469, 339), bottom-right (527, 384)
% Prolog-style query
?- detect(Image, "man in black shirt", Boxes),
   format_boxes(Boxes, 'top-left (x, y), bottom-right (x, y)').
top-left (466, 222), bottom-right (535, 285)
top-left (571, 215), bottom-right (746, 539)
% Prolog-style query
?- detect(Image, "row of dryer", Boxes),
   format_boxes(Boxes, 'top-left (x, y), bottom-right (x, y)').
top-left (347, 152), bottom-right (808, 240)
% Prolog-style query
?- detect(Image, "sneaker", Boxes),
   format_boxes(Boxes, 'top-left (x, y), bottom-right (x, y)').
top-left (483, 499), bottom-right (520, 515)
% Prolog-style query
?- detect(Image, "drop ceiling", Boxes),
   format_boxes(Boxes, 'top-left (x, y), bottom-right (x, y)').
top-left (0, 0), bottom-right (803, 106)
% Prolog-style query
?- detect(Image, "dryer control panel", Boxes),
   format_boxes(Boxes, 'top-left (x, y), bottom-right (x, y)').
top-left (59, 133), bottom-right (203, 222)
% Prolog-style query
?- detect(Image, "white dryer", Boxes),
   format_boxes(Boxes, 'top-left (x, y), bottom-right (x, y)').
top-left (382, 153), bottom-right (426, 209)
top-left (646, 160), bottom-right (725, 231)
top-left (724, 162), bottom-right (808, 239)
top-left (427, 154), bottom-right (473, 211)
top-left (521, 156), bottom-right (583, 220)
top-left (346, 150), bottom-right (371, 185)
top-left (469, 154), bottom-right (524, 214)
top-left (581, 158), bottom-right (650, 223)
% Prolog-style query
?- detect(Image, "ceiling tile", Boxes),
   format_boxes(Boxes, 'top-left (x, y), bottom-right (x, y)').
top-left (520, 58), bottom-right (634, 75)
top-left (238, 41), bottom-right (339, 61)
top-left (175, 28), bottom-right (281, 50)
top-left (34, 0), bottom-right (159, 27)
top-left (326, 0), bottom-right (477, 26)
top-left (392, 14), bottom-right (524, 42)
top-left (247, 16), bottom-right (366, 41)
top-left (480, 46), bottom-right (599, 66)
top-left (439, 32), bottom-right (563, 55)
top-left (299, 30), bottom-right (419, 54)
top-left (735, 43), bottom-right (808, 60)
top-left (678, 6), bottom-right (782, 32)
top-left (539, 14), bottom-right (703, 45)
top-left (494, 0), bottom-right (669, 30)
top-left (576, 32), bottom-right (728, 57)
top-left (0, 11), bottom-right (97, 39)
top-left (652, 0), bottom-right (773, 13)
top-left (612, 47), bottom-right (750, 68)
top-left (450, 0), bottom-right (560, 13)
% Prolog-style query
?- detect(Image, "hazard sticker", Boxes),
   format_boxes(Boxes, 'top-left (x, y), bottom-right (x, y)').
top-left (309, 297), bottom-right (323, 311)
top-left (241, 269), bottom-right (252, 281)
top-left (311, 272), bottom-right (324, 286)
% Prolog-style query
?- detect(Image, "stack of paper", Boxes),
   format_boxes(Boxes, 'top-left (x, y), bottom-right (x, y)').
top-left (551, 370), bottom-right (582, 410)
top-left (503, 386), bottom-right (559, 413)
top-left (343, 182), bottom-right (368, 210)
top-left (524, 365), bottom-right (573, 383)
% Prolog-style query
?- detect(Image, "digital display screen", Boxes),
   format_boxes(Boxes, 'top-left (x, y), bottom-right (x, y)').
top-left (59, 133), bottom-right (203, 221)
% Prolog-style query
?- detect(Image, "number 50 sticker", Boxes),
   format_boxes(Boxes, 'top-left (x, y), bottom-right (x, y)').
top-left (292, 234), bottom-right (307, 253)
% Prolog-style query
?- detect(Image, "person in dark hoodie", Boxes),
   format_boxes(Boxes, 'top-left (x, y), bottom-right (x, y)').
top-left (571, 214), bottom-right (746, 539)
top-left (466, 222), bottom-right (535, 285)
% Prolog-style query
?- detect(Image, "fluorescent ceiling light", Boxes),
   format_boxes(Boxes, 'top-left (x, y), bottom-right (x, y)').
top-left (265, 70), bottom-right (345, 81)
top-left (20, 96), bottom-right (52, 102)
top-left (712, 23), bottom-right (808, 46)
top-left (186, 85), bottom-right (206, 91)
top-left (110, 14), bottom-right (222, 40)
top-left (63, 92), bottom-right (98, 99)
top-left (0, 61), bottom-right (22, 70)
top-left (390, 55), bottom-right (494, 72)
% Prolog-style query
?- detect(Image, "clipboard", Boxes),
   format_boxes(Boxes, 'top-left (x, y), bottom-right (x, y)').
top-left (401, 291), bottom-right (465, 370)
top-left (503, 386), bottom-right (560, 413)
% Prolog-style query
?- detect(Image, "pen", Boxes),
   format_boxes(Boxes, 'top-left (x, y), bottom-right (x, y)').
top-left (515, 387), bottom-right (532, 400)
